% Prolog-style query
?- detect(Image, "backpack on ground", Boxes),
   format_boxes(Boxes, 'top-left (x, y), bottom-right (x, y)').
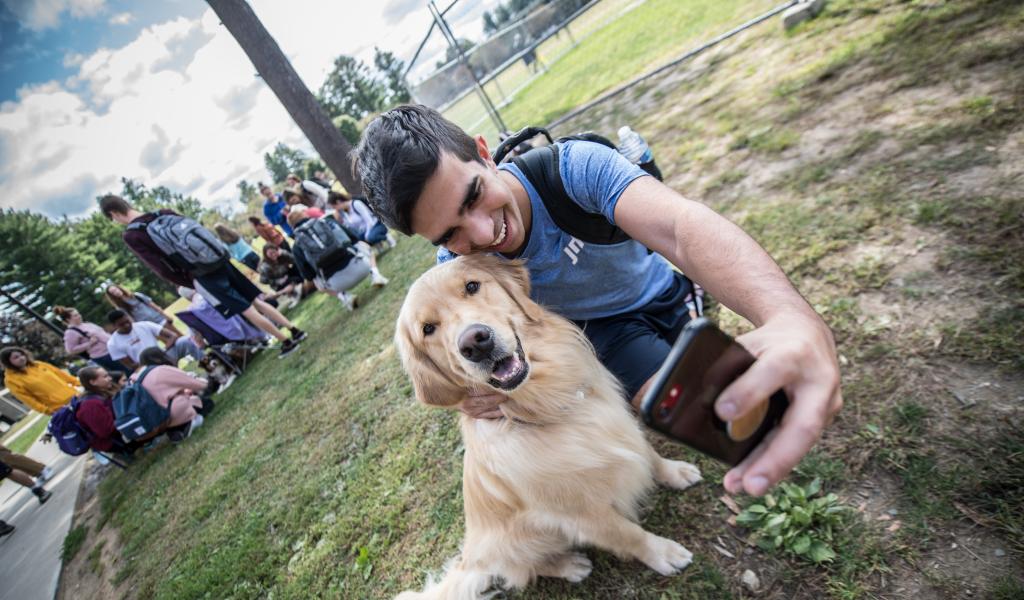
top-left (293, 217), bottom-right (355, 276)
top-left (129, 213), bottom-right (228, 276)
top-left (112, 366), bottom-right (170, 441)
top-left (492, 126), bottom-right (631, 246)
top-left (47, 395), bottom-right (96, 456)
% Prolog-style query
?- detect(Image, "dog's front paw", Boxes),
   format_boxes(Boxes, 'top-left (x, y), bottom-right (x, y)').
top-left (656, 459), bottom-right (702, 490)
top-left (541, 551), bottom-right (593, 583)
top-left (641, 535), bottom-right (693, 576)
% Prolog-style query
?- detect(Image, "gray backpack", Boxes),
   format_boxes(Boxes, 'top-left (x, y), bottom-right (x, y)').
top-left (130, 213), bottom-right (228, 276)
top-left (294, 217), bottom-right (355, 276)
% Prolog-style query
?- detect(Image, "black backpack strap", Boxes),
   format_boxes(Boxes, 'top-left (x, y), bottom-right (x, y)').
top-left (511, 144), bottom-right (631, 245)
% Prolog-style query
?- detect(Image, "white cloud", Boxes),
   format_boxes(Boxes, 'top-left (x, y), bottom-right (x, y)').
top-left (108, 10), bottom-right (132, 25)
top-left (1, 0), bottom-right (106, 31)
top-left (0, 0), bottom-right (506, 219)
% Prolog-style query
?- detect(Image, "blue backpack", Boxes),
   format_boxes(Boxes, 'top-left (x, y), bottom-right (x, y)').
top-left (112, 367), bottom-right (169, 441)
top-left (48, 396), bottom-right (96, 456)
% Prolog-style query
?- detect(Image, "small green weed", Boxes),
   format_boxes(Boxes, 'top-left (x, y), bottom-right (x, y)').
top-left (736, 479), bottom-right (849, 563)
top-left (87, 539), bottom-right (107, 576)
top-left (61, 524), bottom-right (88, 563)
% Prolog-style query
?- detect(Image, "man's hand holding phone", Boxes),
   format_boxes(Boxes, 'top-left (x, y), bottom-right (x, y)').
top-left (717, 314), bottom-right (841, 497)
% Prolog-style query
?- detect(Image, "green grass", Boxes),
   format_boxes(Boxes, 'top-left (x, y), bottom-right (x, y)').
top-left (62, 524), bottom-right (88, 563)
top-left (4, 415), bottom-right (50, 455)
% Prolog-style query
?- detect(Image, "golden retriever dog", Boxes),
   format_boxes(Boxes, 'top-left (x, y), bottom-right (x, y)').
top-left (394, 254), bottom-right (702, 599)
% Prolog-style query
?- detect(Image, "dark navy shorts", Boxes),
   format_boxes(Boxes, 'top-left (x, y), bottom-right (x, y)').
top-left (194, 263), bottom-right (262, 318)
top-left (574, 271), bottom-right (695, 400)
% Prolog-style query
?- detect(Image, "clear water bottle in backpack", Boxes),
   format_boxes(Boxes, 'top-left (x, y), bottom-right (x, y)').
top-left (617, 126), bottom-right (653, 165)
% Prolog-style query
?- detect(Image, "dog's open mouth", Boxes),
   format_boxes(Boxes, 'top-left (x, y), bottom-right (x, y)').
top-left (487, 337), bottom-right (529, 391)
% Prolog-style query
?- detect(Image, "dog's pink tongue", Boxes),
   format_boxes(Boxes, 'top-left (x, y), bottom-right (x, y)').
top-left (492, 354), bottom-right (521, 382)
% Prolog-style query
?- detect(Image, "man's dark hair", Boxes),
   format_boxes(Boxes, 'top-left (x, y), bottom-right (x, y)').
top-left (139, 347), bottom-right (174, 367)
top-left (353, 104), bottom-right (481, 235)
top-left (107, 309), bottom-right (127, 324)
top-left (99, 195), bottom-right (133, 219)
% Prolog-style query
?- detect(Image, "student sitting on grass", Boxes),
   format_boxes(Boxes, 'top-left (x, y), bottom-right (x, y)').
top-left (106, 309), bottom-right (203, 371)
top-left (0, 346), bottom-right (78, 415)
top-left (77, 366), bottom-right (140, 456)
top-left (134, 348), bottom-right (211, 442)
top-left (259, 244), bottom-right (305, 309)
top-left (214, 224), bottom-right (261, 271)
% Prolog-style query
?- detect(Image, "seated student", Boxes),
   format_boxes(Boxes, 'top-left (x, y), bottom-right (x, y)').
top-left (213, 224), bottom-right (260, 271)
top-left (0, 346), bottom-right (78, 415)
top-left (134, 348), bottom-right (209, 441)
top-left (248, 216), bottom-right (291, 251)
top-left (283, 187), bottom-right (326, 217)
top-left (76, 366), bottom-right (139, 455)
top-left (286, 206), bottom-right (388, 311)
top-left (106, 309), bottom-right (203, 371)
top-left (285, 172), bottom-right (329, 208)
top-left (54, 306), bottom-right (132, 375)
top-left (258, 245), bottom-right (304, 308)
top-left (326, 191), bottom-right (396, 248)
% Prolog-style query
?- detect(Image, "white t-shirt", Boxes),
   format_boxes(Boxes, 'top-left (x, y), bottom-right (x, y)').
top-left (107, 321), bottom-right (163, 363)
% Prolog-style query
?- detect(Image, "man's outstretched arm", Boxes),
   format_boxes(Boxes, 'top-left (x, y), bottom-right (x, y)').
top-left (614, 175), bottom-right (842, 497)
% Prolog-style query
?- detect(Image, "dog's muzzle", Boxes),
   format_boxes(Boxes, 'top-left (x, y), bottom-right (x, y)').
top-left (457, 324), bottom-right (529, 391)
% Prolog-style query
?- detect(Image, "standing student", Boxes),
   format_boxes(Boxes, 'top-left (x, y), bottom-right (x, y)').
top-left (53, 306), bottom-right (132, 375)
top-left (213, 224), bottom-right (260, 271)
top-left (103, 283), bottom-right (182, 341)
top-left (259, 182), bottom-right (293, 237)
top-left (0, 347), bottom-right (78, 415)
top-left (0, 444), bottom-right (53, 489)
top-left (285, 173), bottom-right (329, 208)
top-left (99, 195), bottom-right (306, 358)
top-left (0, 459), bottom-right (52, 504)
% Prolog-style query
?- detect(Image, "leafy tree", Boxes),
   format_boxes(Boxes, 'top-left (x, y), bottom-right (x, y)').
top-left (436, 38), bottom-right (476, 69)
top-left (333, 114), bottom-right (361, 145)
top-left (373, 47), bottom-right (411, 108)
top-left (303, 158), bottom-right (327, 182)
top-left (237, 179), bottom-right (259, 206)
top-left (494, 5), bottom-right (511, 28)
top-left (263, 143), bottom-right (308, 184)
top-left (317, 55), bottom-right (386, 121)
top-left (0, 312), bottom-right (67, 369)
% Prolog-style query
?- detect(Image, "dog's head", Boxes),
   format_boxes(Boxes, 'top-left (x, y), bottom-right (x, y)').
top-left (395, 254), bottom-right (544, 407)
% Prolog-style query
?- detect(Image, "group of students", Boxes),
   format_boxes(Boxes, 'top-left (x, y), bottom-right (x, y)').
top-left (242, 176), bottom-right (397, 312)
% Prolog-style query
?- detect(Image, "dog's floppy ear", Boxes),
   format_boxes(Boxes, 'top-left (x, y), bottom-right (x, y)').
top-left (395, 324), bottom-right (464, 407)
top-left (483, 256), bottom-right (543, 323)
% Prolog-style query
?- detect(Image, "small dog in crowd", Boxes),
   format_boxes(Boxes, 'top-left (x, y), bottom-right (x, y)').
top-left (394, 255), bottom-right (701, 599)
top-left (198, 354), bottom-right (235, 393)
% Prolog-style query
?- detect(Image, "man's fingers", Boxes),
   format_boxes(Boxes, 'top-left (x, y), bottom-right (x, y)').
top-left (715, 352), bottom-right (796, 422)
top-left (735, 383), bottom-right (833, 496)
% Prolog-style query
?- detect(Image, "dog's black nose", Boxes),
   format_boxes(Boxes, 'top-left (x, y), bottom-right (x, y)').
top-left (459, 324), bottom-right (494, 363)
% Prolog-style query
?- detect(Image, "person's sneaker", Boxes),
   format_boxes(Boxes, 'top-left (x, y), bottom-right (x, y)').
top-left (289, 327), bottom-right (307, 342)
top-left (0, 521), bottom-right (14, 537)
top-left (338, 292), bottom-right (357, 312)
top-left (32, 487), bottom-right (52, 504)
top-left (39, 466), bottom-right (54, 482)
top-left (371, 271), bottom-right (389, 288)
top-left (279, 338), bottom-right (300, 358)
top-left (386, 232), bottom-right (397, 248)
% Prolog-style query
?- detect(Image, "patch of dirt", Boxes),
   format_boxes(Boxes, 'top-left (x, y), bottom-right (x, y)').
top-left (57, 458), bottom-right (131, 600)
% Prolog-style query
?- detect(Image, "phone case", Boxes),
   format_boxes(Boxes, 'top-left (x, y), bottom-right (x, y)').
top-left (640, 318), bottom-right (789, 466)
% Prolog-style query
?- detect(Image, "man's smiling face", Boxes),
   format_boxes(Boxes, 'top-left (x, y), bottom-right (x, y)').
top-left (410, 142), bottom-right (528, 258)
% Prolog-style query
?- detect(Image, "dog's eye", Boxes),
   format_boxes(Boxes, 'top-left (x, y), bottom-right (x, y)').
top-left (422, 323), bottom-right (436, 336)
top-left (465, 280), bottom-right (480, 295)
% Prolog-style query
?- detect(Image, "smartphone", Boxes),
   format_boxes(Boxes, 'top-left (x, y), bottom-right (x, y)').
top-left (640, 318), bottom-right (788, 466)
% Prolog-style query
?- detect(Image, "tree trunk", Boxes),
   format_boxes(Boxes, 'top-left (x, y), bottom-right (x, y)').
top-left (206, 0), bottom-right (362, 195)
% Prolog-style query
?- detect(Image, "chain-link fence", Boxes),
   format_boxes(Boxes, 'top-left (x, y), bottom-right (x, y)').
top-left (408, 0), bottom-right (644, 144)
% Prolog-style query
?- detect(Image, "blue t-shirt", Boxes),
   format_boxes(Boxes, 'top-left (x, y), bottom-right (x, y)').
top-left (263, 195), bottom-right (294, 236)
top-left (439, 141), bottom-right (676, 321)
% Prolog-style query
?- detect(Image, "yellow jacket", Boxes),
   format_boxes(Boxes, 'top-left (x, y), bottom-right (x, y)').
top-left (3, 361), bottom-right (79, 415)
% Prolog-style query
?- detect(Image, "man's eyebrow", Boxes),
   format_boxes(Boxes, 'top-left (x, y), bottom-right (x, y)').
top-left (430, 175), bottom-right (480, 246)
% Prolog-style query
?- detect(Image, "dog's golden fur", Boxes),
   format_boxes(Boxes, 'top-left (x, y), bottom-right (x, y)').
top-left (394, 255), bottom-right (701, 599)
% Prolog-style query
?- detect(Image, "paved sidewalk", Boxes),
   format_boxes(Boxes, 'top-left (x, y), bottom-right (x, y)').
top-left (0, 435), bottom-right (85, 600)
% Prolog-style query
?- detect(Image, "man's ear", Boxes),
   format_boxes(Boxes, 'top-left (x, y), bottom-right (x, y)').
top-left (474, 134), bottom-right (495, 167)
top-left (395, 325), bottom-right (463, 407)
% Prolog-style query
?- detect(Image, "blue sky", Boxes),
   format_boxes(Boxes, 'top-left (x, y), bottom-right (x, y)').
top-left (0, 0), bottom-right (499, 219)
top-left (0, 1), bottom-right (206, 103)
